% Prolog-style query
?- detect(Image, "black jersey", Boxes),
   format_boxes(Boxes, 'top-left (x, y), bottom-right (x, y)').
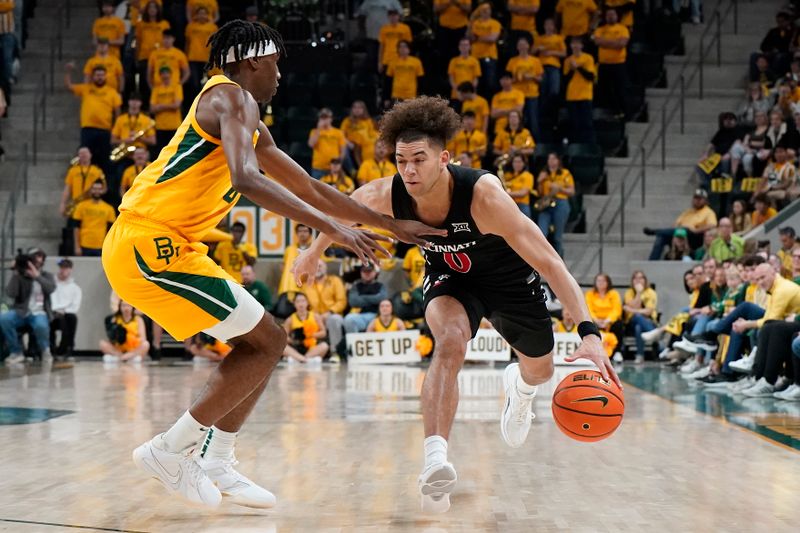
top-left (390, 164), bottom-right (533, 280)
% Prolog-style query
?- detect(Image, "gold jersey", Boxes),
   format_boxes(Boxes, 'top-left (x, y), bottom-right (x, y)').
top-left (120, 75), bottom-right (258, 241)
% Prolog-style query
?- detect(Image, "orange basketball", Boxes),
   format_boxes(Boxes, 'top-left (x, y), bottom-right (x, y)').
top-left (551, 370), bottom-right (624, 442)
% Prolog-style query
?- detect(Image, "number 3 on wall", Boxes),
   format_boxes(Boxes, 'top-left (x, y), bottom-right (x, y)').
top-left (443, 252), bottom-right (472, 273)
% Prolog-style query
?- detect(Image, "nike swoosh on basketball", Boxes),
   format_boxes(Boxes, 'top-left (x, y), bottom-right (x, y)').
top-left (145, 450), bottom-right (183, 487)
top-left (572, 395), bottom-right (608, 407)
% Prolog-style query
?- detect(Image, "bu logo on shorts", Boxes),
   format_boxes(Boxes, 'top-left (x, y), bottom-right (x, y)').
top-left (154, 237), bottom-right (177, 264)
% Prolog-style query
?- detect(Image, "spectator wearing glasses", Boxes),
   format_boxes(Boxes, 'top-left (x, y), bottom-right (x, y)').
top-left (708, 218), bottom-right (745, 262)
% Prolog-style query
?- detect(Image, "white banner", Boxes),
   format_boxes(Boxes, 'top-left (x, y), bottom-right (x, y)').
top-left (346, 330), bottom-right (421, 365)
top-left (465, 329), bottom-right (512, 362)
top-left (552, 332), bottom-right (594, 366)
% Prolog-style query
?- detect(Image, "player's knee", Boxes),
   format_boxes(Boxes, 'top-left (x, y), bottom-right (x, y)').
top-left (433, 326), bottom-right (470, 363)
top-left (253, 316), bottom-right (286, 356)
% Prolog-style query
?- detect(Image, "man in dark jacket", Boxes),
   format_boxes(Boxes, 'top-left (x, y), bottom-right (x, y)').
top-left (0, 248), bottom-right (56, 364)
top-left (344, 263), bottom-right (388, 333)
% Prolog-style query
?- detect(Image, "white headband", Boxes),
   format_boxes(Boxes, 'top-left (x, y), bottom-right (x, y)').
top-left (224, 40), bottom-right (278, 65)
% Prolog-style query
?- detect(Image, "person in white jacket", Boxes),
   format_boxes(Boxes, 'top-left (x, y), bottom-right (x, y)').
top-left (50, 259), bottom-right (82, 357)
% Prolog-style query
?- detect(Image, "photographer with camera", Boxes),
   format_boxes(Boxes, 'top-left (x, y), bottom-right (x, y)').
top-left (1, 248), bottom-right (56, 364)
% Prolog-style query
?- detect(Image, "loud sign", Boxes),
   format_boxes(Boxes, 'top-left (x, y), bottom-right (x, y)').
top-left (346, 330), bottom-right (422, 365)
top-left (465, 329), bottom-right (512, 362)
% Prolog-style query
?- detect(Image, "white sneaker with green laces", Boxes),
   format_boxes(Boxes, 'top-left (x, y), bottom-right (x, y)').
top-left (500, 363), bottom-right (537, 448)
top-left (196, 454), bottom-right (276, 508)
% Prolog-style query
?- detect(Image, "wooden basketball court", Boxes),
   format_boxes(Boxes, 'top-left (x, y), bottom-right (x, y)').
top-left (0, 361), bottom-right (797, 532)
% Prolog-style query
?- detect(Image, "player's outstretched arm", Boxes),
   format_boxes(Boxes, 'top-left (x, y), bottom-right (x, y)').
top-left (471, 176), bottom-right (622, 388)
top-left (254, 123), bottom-right (446, 246)
top-left (291, 178), bottom-right (395, 286)
top-left (213, 86), bottom-right (389, 265)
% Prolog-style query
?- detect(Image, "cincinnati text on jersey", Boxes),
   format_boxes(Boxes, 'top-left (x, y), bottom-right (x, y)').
top-left (425, 241), bottom-right (478, 253)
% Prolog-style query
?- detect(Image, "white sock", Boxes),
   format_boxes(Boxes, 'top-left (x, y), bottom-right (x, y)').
top-left (199, 426), bottom-right (238, 460)
top-left (516, 374), bottom-right (538, 396)
top-left (160, 411), bottom-right (209, 452)
top-left (424, 435), bottom-right (448, 468)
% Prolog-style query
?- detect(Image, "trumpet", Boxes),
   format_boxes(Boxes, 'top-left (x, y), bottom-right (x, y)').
top-left (494, 153), bottom-right (511, 180)
top-left (111, 127), bottom-right (150, 162)
top-left (64, 190), bottom-right (89, 218)
top-left (533, 192), bottom-right (557, 212)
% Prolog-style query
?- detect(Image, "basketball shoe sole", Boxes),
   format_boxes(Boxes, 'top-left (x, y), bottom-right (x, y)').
top-left (418, 462), bottom-right (457, 514)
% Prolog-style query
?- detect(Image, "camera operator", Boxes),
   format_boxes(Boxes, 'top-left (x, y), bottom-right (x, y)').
top-left (1, 248), bottom-right (56, 364)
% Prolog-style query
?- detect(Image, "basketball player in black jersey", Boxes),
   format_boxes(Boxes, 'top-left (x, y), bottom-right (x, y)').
top-left (293, 96), bottom-right (621, 513)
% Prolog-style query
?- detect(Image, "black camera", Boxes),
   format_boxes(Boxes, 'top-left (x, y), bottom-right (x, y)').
top-left (13, 250), bottom-right (33, 276)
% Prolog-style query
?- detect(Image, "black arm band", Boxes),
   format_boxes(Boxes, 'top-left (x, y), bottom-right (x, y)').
top-left (578, 321), bottom-right (602, 340)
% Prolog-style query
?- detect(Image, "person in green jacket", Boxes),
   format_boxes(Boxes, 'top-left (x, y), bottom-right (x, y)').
top-left (708, 218), bottom-right (745, 262)
top-left (241, 265), bottom-right (272, 311)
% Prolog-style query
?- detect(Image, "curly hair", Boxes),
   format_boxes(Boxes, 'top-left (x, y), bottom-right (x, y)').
top-left (378, 96), bottom-right (462, 149)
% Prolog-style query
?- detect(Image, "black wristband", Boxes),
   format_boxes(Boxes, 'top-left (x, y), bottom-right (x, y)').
top-left (578, 321), bottom-right (602, 340)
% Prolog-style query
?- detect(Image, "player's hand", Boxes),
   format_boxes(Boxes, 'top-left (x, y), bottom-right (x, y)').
top-left (291, 248), bottom-right (320, 287)
top-left (388, 219), bottom-right (448, 247)
top-left (328, 222), bottom-right (392, 266)
top-left (564, 335), bottom-right (623, 390)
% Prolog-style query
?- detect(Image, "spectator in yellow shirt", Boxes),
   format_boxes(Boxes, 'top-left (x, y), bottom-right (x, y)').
top-left (508, 0), bottom-right (540, 44)
top-left (148, 30), bottom-right (189, 89)
top-left (468, 3), bottom-right (502, 95)
top-left (506, 35), bottom-right (544, 139)
top-left (563, 36), bottom-right (596, 143)
top-left (457, 82), bottom-right (490, 134)
top-left (321, 159), bottom-right (356, 195)
top-left (434, 0), bottom-right (471, 58)
top-left (448, 111), bottom-right (488, 168)
top-left (120, 147), bottom-right (150, 198)
top-left (357, 140), bottom-right (398, 186)
top-left (645, 189), bottom-right (719, 260)
top-left (585, 272), bottom-right (624, 353)
top-left (556, 0), bottom-right (598, 38)
top-left (403, 246), bottom-right (426, 290)
top-left (340, 100), bottom-right (377, 168)
top-left (84, 40), bottom-right (124, 93)
top-left (150, 67), bottom-right (184, 155)
top-left (378, 8), bottom-right (413, 72)
top-left (592, 8), bottom-right (630, 117)
top-left (184, 6), bottom-right (218, 100)
top-left (304, 259), bottom-right (348, 358)
top-left (110, 93), bottom-right (156, 166)
top-left (503, 154), bottom-right (535, 218)
top-left (534, 18), bottom-right (567, 125)
top-left (492, 110), bottom-right (535, 160)
top-left (64, 64), bottom-right (122, 174)
top-left (186, 0), bottom-right (219, 23)
top-left (491, 73), bottom-right (526, 134)
top-left (93, 1), bottom-right (126, 59)
top-left (60, 147), bottom-right (106, 217)
top-left (134, 1), bottom-right (170, 103)
top-left (213, 221), bottom-right (257, 284)
top-left (278, 224), bottom-right (313, 295)
top-left (536, 153), bottom-right (575, 256)
top-left (751, 193), bottom-right (778, 226)
top-left (72, 180), bottom-right (117, 257)
top-left (309, 108), bottom-right (347, 179)
top-left (606, 0), bottom-right (636, 28)
top-left (387, 40), bottom-right (424, 102)
top-left (448, 38), bottom-right (481, 100)
top-left (776, 226), bottom-right (800, 278)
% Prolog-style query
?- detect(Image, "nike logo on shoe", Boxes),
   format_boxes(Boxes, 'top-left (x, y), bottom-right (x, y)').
top-left (572, 395), bottom-right (609, 407)
top-left (144, 449), bottom-right (183, 488)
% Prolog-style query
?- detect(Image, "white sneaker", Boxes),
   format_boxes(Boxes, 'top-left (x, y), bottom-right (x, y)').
top-left (130, 355), bottom-right (143, 365)
top-left (742, 377), bottom-right (775, 398)
top-left (773, 384), bottom-right (800, 401)
top-left (729, 376), bottom-right (756, 393)
top-left (4, 353), bottom-right (24, 365)
top-left (40, 349), bottom-right (53, 363)
top-left (640, 328), bottom-right (662, 344)
top-left (658, 347), bottom-right (671, 360)
top-left (132, 435), bottom-right (221, 507)
top-left (774, 376), bottom-right (790, 392)
top-left (196, 454), bottom-right (276, 509)
top-left (679, 359), bottom-right (701, 374)
top-left (686, 366), bottom-right (710, 380)
top-left (673, 339), bottom-right (699, 354)
top-left (634, 354), bottom-right (645, 364)
top-left (729, 356), bottom-right (754, 373)
top-left (103, 354), bottom-right (119, 363)
top-left (418, 462), bottom-right (457, 514)
top-left (500, 363), bottom-right (536, 448)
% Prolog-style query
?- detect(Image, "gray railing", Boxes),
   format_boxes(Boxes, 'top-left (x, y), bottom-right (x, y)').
top-left (32, 1), bottom-right (66, 165)
top-left (575, 0), bottom-right (744, 279)
top-left (0, 145), bottom-right (30, 296)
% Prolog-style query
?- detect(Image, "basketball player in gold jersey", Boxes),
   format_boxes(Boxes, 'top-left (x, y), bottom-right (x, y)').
top-left (293, 97), bottom-right (621, 513)
top-left (102, 21), bottom-right (443, 509)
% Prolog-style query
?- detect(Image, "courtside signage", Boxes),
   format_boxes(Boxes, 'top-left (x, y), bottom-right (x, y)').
top-left (465, 329), bottom-right (512, 362)
top-left (552, 332), bottom-right (594, 366)
top-left (347, 330), bottom-right (422, 365)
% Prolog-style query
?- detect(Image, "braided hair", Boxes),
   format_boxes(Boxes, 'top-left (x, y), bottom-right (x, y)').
top-left (206, 20), bottom-right (286, 72)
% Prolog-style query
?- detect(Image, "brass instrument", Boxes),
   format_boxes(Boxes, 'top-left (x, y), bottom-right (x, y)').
top-left (64, 190), bottom-right (89, 218)
top-left (494, 153), bottom-right (510, 181)
top-left (533, 193), bottom-right (557, 212)
top-left (111, 126), bottom-right (151, 162)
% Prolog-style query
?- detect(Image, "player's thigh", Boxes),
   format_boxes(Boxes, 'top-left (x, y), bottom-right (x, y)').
top-left (485, 276), bottom-right (554, 358)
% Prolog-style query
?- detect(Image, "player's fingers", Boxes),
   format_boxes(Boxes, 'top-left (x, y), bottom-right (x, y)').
top-left (357, 236), bottom-right (383, 265)
top-left (360, 234), bottom-right (393, 258)
top-left (607, 360), bottom-right (624, 390)
top-left (361, 230), bottom-right (393, 243)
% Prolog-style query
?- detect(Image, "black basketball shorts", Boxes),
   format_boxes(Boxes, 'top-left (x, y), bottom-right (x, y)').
top-left (422, 269), bottom-right (555, 357)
